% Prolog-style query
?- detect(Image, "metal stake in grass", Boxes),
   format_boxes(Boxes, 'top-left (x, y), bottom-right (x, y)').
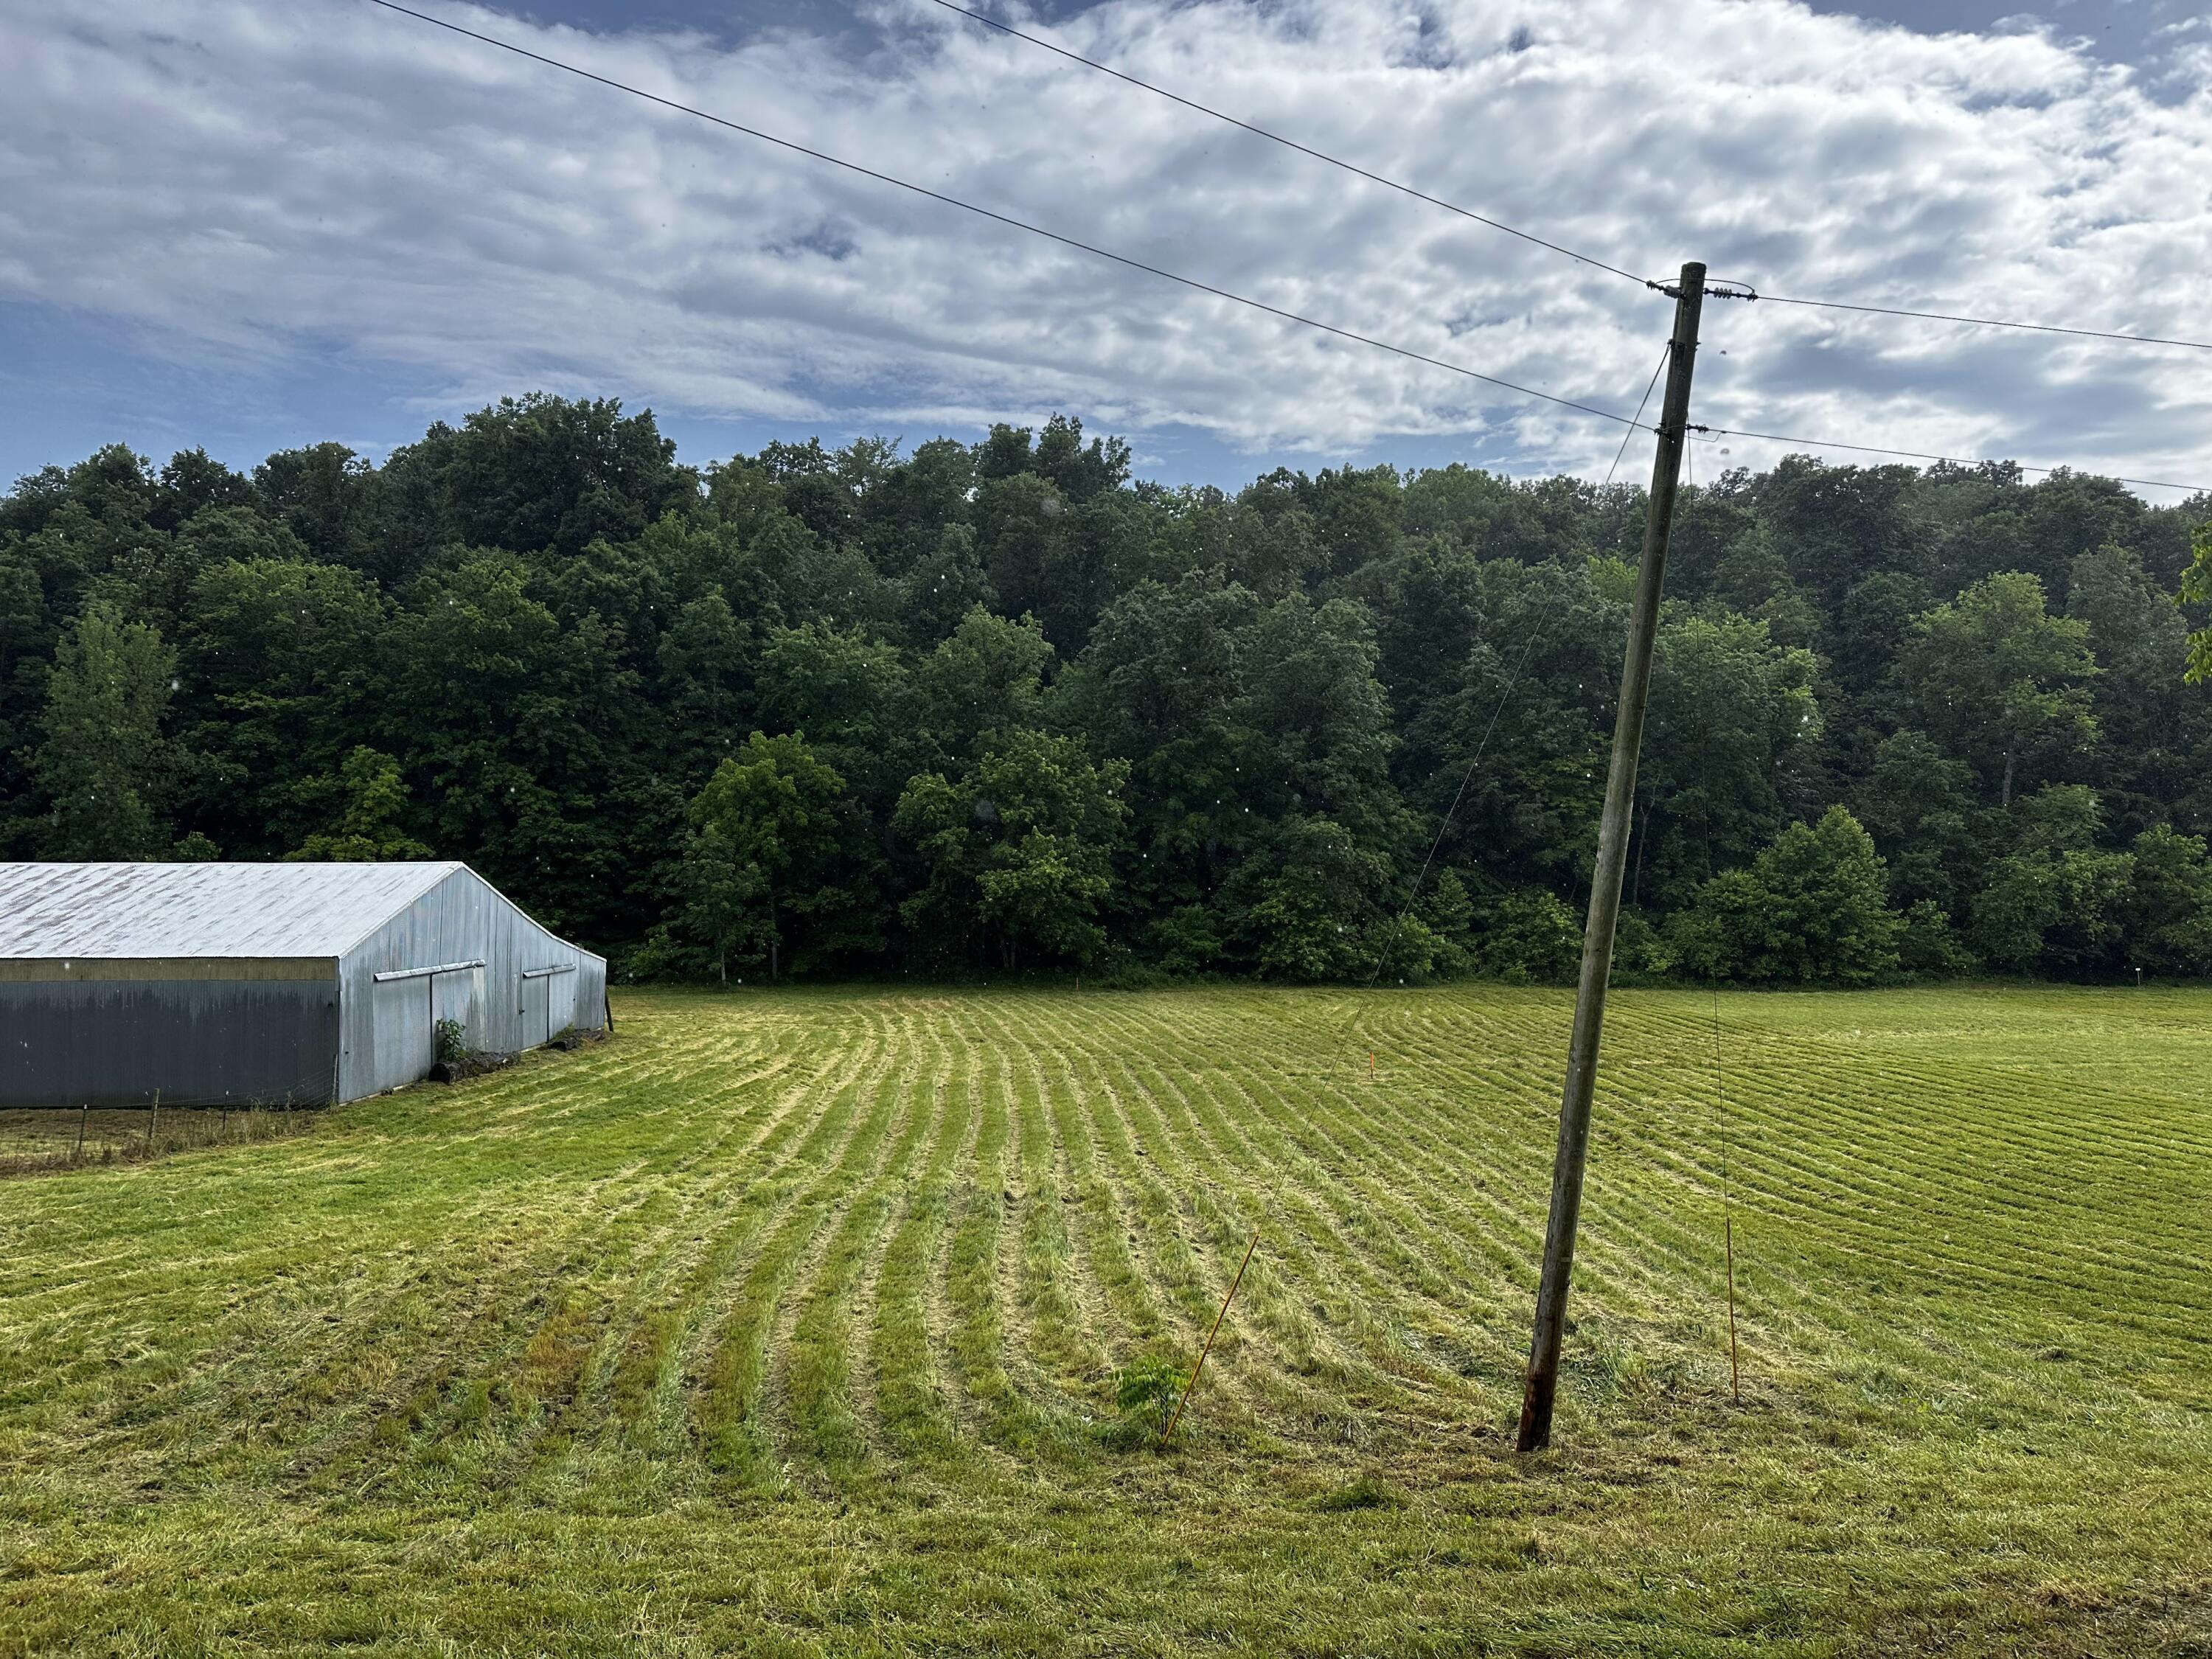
top-left (1722, 1208), bottom-right (1742, 1403)
top-left (1161, 1226), bottom-right (1262, 1448)
top-left (1710, 981), bottom-right (1744, 1407)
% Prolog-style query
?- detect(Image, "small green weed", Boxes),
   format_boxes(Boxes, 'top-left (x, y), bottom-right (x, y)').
top-left (1110, 1354), bottom-right (1186, 1445)
top-left (1313, 1472), bottom-right (1404, 1512)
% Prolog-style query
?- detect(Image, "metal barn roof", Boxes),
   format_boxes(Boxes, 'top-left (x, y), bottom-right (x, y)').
top-left (0, 863), bottom-right (464, 959)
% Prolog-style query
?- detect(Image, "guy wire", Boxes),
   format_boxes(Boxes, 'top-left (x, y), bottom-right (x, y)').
top-left (1360, 341), bottom-right (1669, 1000)
top-left (1603, 349), bottom-right (1671, 493)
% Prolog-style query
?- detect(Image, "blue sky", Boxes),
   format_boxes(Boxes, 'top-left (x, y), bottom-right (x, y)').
top-left (5, 0), bottom-right (2209, 495)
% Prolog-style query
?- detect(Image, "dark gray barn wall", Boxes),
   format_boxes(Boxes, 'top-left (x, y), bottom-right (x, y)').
top-left (336, 867), bottom-right (607, 1101)
top-left (0, 970), bottom-right (340, 1108)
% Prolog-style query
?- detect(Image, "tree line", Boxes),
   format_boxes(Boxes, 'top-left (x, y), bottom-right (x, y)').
top-left (5, 393), bottom-right (2211, 985)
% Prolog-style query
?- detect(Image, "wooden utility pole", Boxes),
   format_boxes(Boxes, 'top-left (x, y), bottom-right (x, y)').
top-left (1517, 261), bottom-right (1708, 1454)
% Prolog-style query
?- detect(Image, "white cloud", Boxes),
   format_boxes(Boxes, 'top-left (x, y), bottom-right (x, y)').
top-left (2, 0), bottom-right (2209, 487)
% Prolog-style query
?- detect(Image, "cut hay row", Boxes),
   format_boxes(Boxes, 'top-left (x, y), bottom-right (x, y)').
top-left (0, 1001), bottom-right (2104, 1464)
top-left (7, 987), bottom-right (2204, 1492)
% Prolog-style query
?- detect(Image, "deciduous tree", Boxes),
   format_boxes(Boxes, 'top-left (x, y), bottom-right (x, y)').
top-left (35, 602), bottom-right (176, 858)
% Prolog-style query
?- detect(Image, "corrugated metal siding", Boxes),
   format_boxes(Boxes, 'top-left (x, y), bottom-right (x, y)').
top-left (0, 980), bottom-right (339, 1107)
top-left (336, 866), bottom-right (606, 1101)
top-left (578, 955), bottom-right (607, 1032)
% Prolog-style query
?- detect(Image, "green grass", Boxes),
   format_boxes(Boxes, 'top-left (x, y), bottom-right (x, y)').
top-left (3, 984), bottom-right (2209, 1655)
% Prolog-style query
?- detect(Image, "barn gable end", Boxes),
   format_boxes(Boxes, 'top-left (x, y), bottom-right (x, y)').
top-left (337, 865), bottom-right (608, 1101)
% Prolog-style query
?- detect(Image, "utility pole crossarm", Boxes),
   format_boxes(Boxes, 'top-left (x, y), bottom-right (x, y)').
top-left (1515, 261), bottom-right (1708, 1455)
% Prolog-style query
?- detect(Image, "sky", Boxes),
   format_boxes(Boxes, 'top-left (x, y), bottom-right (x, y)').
top-left (4, 0), bottom-right (2210, 497)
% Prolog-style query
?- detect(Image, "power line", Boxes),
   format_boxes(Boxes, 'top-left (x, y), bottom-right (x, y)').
top-left (925, 0), bottom-right (1646, 286)
top-left (362, 1), bottom-right (2208, 501)
top-left (361, 0), bottom-right (1643, 432)
top-left (1753, 292), bottom-right (2212, 355)
top-left (1687, 424), bottom-right (2212, 496)
top-left (933, 0), bottom-right (2212, 357)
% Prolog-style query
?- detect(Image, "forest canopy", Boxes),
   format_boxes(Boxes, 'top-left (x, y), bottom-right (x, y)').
top-left (5, 393), bottom-right (2210, 985)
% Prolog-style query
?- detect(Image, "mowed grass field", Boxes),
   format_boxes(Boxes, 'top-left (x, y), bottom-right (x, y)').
top-left (2, 986), bottom-right (2209, 1657)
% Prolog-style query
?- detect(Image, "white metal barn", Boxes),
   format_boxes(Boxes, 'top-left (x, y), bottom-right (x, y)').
top-left (0, 862), bottom-right (607, 1109)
